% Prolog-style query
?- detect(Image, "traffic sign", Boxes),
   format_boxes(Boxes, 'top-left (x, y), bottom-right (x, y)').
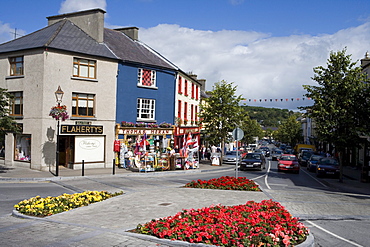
top-left (232, 127), bottom-right (244, 141)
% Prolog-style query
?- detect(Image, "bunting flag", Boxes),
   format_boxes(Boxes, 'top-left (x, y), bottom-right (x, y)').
top-left (244, 97), bottom-right (312, 103)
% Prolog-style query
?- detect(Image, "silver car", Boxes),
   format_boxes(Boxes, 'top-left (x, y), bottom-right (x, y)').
top-left (222, 151), bottom-right (242, 164)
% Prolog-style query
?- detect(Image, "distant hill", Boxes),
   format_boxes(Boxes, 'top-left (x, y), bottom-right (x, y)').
top-left (242, 106), bottom-right (296, 128)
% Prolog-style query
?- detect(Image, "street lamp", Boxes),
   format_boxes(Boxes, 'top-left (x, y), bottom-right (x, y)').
top-left (54, 86), bottom-right (64, 176)
top-left (55, 85), bottom-right (64, 105)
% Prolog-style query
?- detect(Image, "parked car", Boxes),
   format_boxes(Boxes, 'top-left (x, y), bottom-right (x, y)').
top-left (307, 154), bottom-right (325, 172)
top-left (298, 150), bottom-right (314, 166)
top-left (277, 154), bottom-right (300, 173)
top-left (259, 146), bottom-right (270, 157)
top-left (279, 144), bottom-right (287, 151)
top-left (222, 151), bottom-right (242, 165)
top-left (240, 152), bottom-right (266, 171)
top-left (316, 157), bottom-right (340, 178)
top-left (271, 149), bottom-right (283, 161)
top-left (284, 148), bottom-right (295, 154)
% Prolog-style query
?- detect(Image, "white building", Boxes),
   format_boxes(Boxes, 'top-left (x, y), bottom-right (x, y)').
top-left (0, 9), bottom-right (119, 171)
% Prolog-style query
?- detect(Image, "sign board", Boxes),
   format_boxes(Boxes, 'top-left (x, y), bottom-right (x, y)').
top-left (61, 125), bottom-right (103, 134)
top-left (232, 127), bottom-right (244, 141)
top-left (75, 136), bottom-right (105, 163)
top-left (119, 128), bottom-right (173, 135)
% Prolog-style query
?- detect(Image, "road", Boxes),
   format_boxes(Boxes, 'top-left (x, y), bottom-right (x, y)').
top-left (0, 156), bottom-right (369, 246)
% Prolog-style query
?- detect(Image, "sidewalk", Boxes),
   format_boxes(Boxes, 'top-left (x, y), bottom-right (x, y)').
top-left (0, 159), bottom-right (231, 180)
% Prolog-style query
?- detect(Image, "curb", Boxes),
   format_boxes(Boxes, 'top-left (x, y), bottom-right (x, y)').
top-left (124, 230), bottom-right (314, 247)
top-left (297, 233), bottom-right (315, 247)
top-left (0, 165), bottom-right (233, 182)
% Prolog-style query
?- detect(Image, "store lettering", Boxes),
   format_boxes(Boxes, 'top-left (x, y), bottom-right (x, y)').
top-left (61, 125), bottom-right (103, 134)
top-left (120, 129), bottom-right (172, 135)
top-left (79, 139), bottom-right (100, 150)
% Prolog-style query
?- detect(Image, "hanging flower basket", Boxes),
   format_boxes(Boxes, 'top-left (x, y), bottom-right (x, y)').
top-left (49, 105), bottom-right (69, 121)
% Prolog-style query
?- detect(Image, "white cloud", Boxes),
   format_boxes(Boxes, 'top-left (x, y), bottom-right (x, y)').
top-left (139, 22), bottom-right (370, 110)
top-left (59, 0), bottom-right (106, 14)
top-left (0, 22), bottom-right (26, 43)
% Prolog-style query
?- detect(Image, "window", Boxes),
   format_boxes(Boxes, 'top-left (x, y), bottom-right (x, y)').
top-left (195, 105), bottom-right (198, 121)
top-left (137, 98), bottom-right (155, 120)
top-left (73, 58), bottom-right (96, 79)
top-left (138, 68), bottom-right (156, 87)
top-left (184, 80), bottom-right (188, 96)
top-left (184, 102), bottom-right (188, 120)
top-left (9, 56), bottom-right (24, 76)
top-left (191, 104), bottom-right (194, 122)
top-left (196, 86), bottom-right (199, 100)
top-left (9, 92), bottom-right (23, 116)
top-left (178, 76), bottom-right (182, 94)
top-left (72, 93), bottom-right (95, 117)
top-left (178, 100), bottom-right (182, 119)
top-left (15, 134), bottom-right (31, 162)
top-left (191, 83), bottom-right (195, 98)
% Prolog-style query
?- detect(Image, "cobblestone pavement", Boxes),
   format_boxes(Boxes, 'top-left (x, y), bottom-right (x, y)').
top-left (1, 178), bottom-right (268, 246)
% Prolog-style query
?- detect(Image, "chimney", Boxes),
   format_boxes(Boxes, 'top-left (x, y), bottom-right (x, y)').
top-left (198, 79), bottom-right (206, 91)
top-left (361, 51), bottom-right (370, 78)
top-left (47, 8), bottom-right (105, 43)
top-left (114, 27), bottom-right (139, 41)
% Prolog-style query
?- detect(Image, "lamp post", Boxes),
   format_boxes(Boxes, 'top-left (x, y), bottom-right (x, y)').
top-left (54, 86), bottom-right (64, 176)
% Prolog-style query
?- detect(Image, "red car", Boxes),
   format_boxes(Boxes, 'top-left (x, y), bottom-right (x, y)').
top-left (277, 154), bottom-right (300, 174)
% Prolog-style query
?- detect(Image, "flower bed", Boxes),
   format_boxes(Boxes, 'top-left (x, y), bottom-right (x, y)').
top-left (14, 190), bottom-right (123, 217)
top-left (184, 176), bottom-right (261, 191)
top-left (133, 199), bottom-right (309, 246)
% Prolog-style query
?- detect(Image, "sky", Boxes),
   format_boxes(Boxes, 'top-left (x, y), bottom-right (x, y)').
top-left (1, 0), bottom-right (370, 111)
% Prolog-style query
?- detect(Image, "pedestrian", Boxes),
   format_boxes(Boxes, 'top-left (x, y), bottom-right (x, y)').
top-left (201, 145), bottom-right (206, 160)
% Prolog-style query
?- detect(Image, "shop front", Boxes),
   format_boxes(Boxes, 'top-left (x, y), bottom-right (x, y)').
top-left (115, 124), bottom-right (177, 171)
top-left (59, 124), bottom-right (106, 169)
top-left (174, 126), bottom-right (201, 150)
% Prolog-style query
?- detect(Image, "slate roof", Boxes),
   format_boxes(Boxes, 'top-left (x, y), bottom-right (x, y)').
top-left (104, 28), bottom-right (177, 70)
top-left (0, 18), bottom-right (178, 70)
top-left (0, 20), bottom-right (118, 60)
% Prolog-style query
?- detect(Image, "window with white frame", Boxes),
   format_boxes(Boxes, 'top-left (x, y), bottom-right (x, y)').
top-left (137, 98), bottom-right (155, 120)
top-left (138, 68), bottom-right (156, 87)
top-left (73, 58), bottom-right (96, 79)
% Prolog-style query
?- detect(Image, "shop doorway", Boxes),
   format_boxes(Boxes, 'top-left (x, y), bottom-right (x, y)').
top-left (59, 136), bottom-right (75, 168)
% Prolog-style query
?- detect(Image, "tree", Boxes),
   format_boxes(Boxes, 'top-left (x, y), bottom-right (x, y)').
top-left (199, 80), bottom-right (245, 158)
top-left (240, 116), bottom-right (264, 145)
top-left (300, 48), bottom-right (370, 182)
top-left (0, 88), bottom-right (20, 142)
top-left (273, 115), bottom-right (302, 146)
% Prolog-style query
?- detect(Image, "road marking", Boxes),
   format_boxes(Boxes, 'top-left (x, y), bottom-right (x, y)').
top-left (264, 161), bottom-right (271, 189)
top-left (251, 174), bottom-right (265, 180)
top-left (306, 220), bottom-right (364, 247)
top-left (301, 167), bottom-right (328, 187)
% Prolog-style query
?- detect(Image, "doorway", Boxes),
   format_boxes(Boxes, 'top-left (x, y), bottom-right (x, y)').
top-left (59, 136), bottom-right (75, 168)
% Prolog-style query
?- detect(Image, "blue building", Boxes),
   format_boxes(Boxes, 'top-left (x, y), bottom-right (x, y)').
top-left (104, 27), bottom-right (178, 127)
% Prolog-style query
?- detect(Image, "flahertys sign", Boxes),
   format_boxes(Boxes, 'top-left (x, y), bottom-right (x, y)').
top-left (61, 125), bottom-right (103, 134)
